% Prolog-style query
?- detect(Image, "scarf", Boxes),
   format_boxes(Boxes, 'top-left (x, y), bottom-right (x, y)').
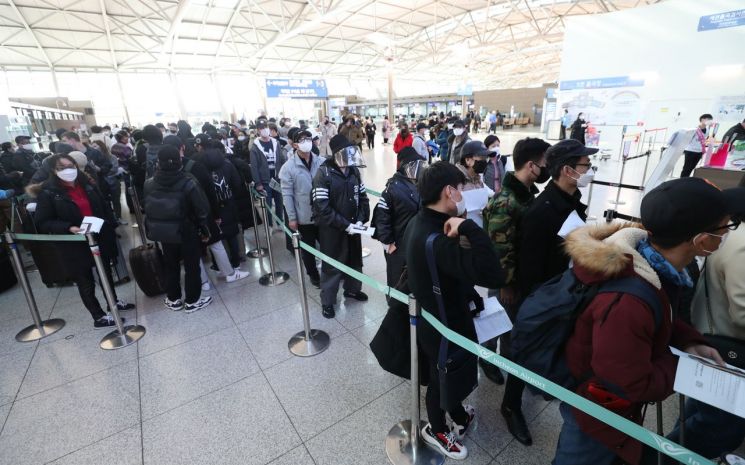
top-left (636, 239), bottom-right (693, 288)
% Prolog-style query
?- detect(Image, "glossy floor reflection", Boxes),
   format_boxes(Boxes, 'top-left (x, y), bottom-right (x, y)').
top-left (0, 128), bottom-right (706, 464)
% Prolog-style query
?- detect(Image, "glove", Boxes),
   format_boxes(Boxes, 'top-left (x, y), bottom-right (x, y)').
top-left (345, 224), bottom-right (355, 235)
top-left (0, 189), bottom-right (14, 200)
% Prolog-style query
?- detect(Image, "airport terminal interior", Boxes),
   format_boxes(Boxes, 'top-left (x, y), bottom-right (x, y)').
top-left (0, 0), bottom-right (744, 464)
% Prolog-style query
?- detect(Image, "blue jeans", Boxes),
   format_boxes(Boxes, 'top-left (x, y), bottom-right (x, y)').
top-left (664, 398), bottom-right (745, 463)
top-left (552, 403), bottom-right (617, 465)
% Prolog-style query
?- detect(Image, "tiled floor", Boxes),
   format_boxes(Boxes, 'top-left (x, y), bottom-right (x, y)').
top-left (0, 129), bottom-right (697, 464)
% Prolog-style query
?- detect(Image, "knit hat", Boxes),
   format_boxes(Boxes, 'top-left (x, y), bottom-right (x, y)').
top-left (397, 146), bottom-right (421, 166)
top-left (68, 151), bottom-right (88, 170)
top-left (157, 145), bottom-right (182, 171)
top-left (329, 134), bottom-right (354, 155)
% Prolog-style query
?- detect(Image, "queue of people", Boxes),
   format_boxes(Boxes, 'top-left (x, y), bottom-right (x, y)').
top-left (2, 112), bottom-right (744, 465)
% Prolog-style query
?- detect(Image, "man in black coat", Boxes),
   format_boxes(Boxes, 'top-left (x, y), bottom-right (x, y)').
top-left (518, 139), bottom-right (597, 296)
top-left (402, 161), bottom-right (503, 460)
top-left (371, 147), bottom-right (422, 289)
top-left (311, 134), bottom-right (370, 319)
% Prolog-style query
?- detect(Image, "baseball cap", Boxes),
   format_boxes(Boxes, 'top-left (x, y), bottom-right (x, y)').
top-left (15, 135), bottom-right (31, 144)
top-left (452, 119), bottom-right (465, 128)
top-left (256, 120), bottom-right (268, 130)
top-left (397, 147), bottom-right (421, 166)
top-left (641, 177), bottom-right (745, 242)
top-left (461, 140), bottom-right (494, 158)
top-left (545, 139), bottom-right (598, 170)
top-left (292, 129), bottom-right (312, 143)
top-left (193, 133), bottom-right (210, 146)
top-left (416, 122), bottom-right (428, 131)
top-left (163, 134), bottom-right (184, 148)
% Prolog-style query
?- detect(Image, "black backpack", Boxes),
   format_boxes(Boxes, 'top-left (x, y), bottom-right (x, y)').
top-left (511, 269), bottom-right (663, 394)
top-left (144, 177), bottom-right (190, 243)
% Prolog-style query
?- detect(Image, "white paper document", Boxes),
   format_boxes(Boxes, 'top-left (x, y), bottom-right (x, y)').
top-left (473, 297), bottom-right (513, 344)
top-left (671, 346), bottom-right (745, 419)
top-left (461, 188), bottom-right (492, 213)
top-left (558, 210), bottom-right (586, 238)
top-left (348, 224), bottom-right (375, 236)
top-left (78, 216), bottom-right (104, 234)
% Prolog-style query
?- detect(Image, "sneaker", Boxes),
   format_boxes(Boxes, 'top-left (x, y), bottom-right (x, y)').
top-left (452, 405), bottom-right (476, 440)
top-left (94, 314), bottom-right (123, 329)
top-left (309, 275), bottom-right (320, 289)
top-left (201, 281), bottom-right (212, 292)
top-left (115, 300), bottom-right (135, 311)
top-left (343, 290), bottom-right (368, 301)
top-left (421, 423), bottom-right (468, 460)
top-left (164, 298), bottom-right (184, 311)
top-left (322, 305), bottom-right (335, 319)
top-left (184, 296), bottom-right (213, 314)
top-left (218, 267), bottom-right (242, 278)
top-left (131, 223), bottom-right (139, 228)
top-left (226, 269), bottom-right (250, 283)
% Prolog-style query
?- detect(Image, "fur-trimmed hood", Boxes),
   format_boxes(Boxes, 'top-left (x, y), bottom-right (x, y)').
top-left (565, 222), bottom-right (661, 289)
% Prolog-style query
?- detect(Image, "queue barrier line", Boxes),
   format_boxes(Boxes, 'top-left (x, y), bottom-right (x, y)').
top-left (9, 232), bottom-right (87, 242)
top-left (269, 187), bottom-right (715, 464)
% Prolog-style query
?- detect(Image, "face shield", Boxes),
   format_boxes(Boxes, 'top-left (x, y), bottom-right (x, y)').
top-left (332, 145), bottom-right (366, 168)
top-left (401, 159), bottom-right (426, 183)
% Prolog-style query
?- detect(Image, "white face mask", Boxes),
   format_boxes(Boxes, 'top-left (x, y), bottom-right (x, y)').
top-left (259, 128), bottom-right (270, 138)
top-left (569, 167), bottom-right (595, 187)
top-left (449, 186), bottom-right (466, 216)
top-left (22, 144), bottom-right (34, 151)
top-left (694, 231), bottom-right (729, 255)
top-left (298, 141), bottom-right (313, 153)
top-left (56, 168), bottom-right (78, 183)
top-left (490, 146), bottom-right (501, 156)
top-left (453, 128), bottom-right (464, 136)
top-left (238, 136), bottom-right (246, 141)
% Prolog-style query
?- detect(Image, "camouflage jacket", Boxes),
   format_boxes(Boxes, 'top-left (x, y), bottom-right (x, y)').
top-left (482, 172), bottom-right (538, 286)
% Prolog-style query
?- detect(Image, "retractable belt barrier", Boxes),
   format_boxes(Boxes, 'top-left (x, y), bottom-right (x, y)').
top-left (252, 185), bottom-right (714, 465)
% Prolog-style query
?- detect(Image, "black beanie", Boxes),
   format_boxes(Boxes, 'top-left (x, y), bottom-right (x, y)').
top-left (329, 134), bottom-right (353, 154)
top-left (157, 145), bottom-right (182, 171)
top-left (397, 146), bottom-right (421, 166)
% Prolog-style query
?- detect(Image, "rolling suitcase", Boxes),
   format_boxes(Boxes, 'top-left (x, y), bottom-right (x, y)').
top-left (127, 187), bottom-right (166, 296)
top-left (111, 237), bottom-right (130, 284)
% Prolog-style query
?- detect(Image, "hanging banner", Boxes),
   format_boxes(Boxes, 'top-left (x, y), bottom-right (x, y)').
top-left (265, 78), bottom-right (328, 99)
top-left (698, 9), bottom-right (745, 32)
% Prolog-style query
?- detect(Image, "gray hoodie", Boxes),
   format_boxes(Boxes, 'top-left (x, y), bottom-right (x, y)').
top-left (279, 151), bottom-right (323, 225)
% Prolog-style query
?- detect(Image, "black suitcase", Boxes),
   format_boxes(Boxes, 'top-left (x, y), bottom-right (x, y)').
top-left (0, 246), bottom-right (18, 293)
top-left (128, 187), bottom-right (166, 296)
top-left (111, 237), bottom-right (130, 284)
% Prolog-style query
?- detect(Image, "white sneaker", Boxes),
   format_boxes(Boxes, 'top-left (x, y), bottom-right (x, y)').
top-left (184, 296), bottom-right (213, 314)
top-left (164, 298), bottom-right (184, 311)
top-left (452, 404), bottom-right (476, 440)
top-left (421, 423), bottom-right (468, 460)
top-left (226, 269), bottom-right (250, 283)
top-left (201, 281), bottom-right (211, 292)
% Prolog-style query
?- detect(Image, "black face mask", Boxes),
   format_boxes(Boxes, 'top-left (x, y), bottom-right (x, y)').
top-left (534, 164), bottom-right (550, 184)
top-left (473, 159), bottom-right (488, 174)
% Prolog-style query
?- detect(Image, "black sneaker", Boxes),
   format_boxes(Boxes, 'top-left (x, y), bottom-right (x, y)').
top-left (309, 275), bottom-right (320, 289)
top-left (184, 296), bottom-right (213, 314)
top-left (421, 423), bottom-right (468, 460)
top-left (452, 404), bottom-right (476, 439)
top-left (322, 305), bottom-right (335, 319)
top-left (115, 300), bottom-right (135, 311)
top-left (343, 290), bottom-right (368, 301)
top-left (94, 314), bottom-right (123, 329)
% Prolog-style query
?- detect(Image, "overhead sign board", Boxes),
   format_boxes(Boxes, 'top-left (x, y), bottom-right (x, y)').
top-left (265, 78), bottom-right (328, 99)
top-left (698, 9), bottom-right (745, 32)
top-left (456, 84), bottom-right (473, 96)
top-left (559, 76), bottom-right (645, 91)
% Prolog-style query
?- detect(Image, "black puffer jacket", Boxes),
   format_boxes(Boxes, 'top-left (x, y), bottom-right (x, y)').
top-left (197, 147), bottom-right (244, 238)
top-left (143, 169), bottom-right (210, 243)
top-left (311, 161), bottom-right (370, 230)
top-left (33, 175), bottom-right (118, 274)
top-left (371, 171), bottom-right (420, 247)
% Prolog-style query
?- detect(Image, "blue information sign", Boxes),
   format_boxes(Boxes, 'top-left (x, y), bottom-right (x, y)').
top-left (265, 78), bottom-right (328, 98)
top-left (559, 76), bottom-right (645, 91)
top-left (698, 9), bottom-right (745, 32)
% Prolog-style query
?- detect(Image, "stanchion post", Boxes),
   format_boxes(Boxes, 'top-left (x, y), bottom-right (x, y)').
top-left (257, 195), bottom-right (289, 286)
top-left (86, 233), bottom-right (146, 350)
top-left (287, 231), bottom-right (330, 357)
top-left (656, 402), bottom-right (664, 465)
top-left (5, 232), bottom-right (66, 342)
top-left (385, 295), bottom-right (444, 465)
top-left (610, 157), bottom-right (627, 207)
top-left (246, 183), bottom-right (268, 258)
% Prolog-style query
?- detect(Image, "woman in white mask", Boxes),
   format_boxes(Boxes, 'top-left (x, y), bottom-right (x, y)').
top-left (32, 154), bottom-right (135, 329)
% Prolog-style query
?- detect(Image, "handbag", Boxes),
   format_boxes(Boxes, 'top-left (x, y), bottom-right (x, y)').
top-left (425, 233), bottom-right (478, 411)
top-left (702, 260), bottom-right (745, 369)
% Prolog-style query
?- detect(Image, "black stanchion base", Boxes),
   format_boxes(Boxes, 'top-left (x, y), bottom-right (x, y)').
top-left (259, 271), bottom-right (289, 286)
top-left (288, 329), bottom-right (330, 357)
top-left (100, 325), bottom-right (146, 350)
top-left (385, 420), bottom-right (444, 465)
top-left (15, 318), bottom-right (66, 342)
top-left (247, 248), bottom-right (268, 259)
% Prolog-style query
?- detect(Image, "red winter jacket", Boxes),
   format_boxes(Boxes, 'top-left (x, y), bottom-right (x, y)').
top-left (393, 132), bottom-right (413, 154)
top-left (563, 223), bottom-right (706, 465)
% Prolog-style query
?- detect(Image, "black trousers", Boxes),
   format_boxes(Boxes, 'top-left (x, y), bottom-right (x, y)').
top-left (425, 359), bottom-right (468, 434)
top-left (73, 263), bottom-right (119, 321)
top-left (366, 134), bottom-right (375, 149)
top-left (162, 235), bottom-right (202, 304)
top-left (681, 150), bottom-right (703, 178)
top-left (297, 224), bottom-right (320, 280)
top-left (482, 296), bottom-right (525, 409)
top-left (224, 233), bottom-right (241, 268)
top-left (559, 124), bottom-right (566, 140)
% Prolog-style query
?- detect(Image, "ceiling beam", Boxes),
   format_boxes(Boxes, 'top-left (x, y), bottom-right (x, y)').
top-left (99, 0), bottom-right (118, 69)
top-left (6, 0), bottom-right (54, 69)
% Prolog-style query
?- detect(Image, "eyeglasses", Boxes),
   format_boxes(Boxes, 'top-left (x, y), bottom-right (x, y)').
top-left (707, 220), bottom-right (741, 233)
top-left (575, 162), bottom-right (594, 169)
